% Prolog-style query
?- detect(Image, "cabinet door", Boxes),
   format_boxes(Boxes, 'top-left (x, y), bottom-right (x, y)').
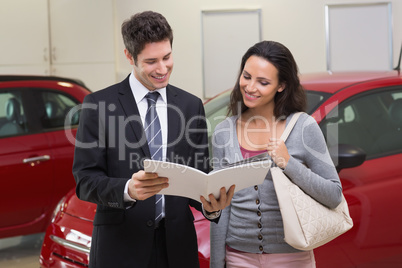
top-left (0, 0), bottom-right (50, 74)
top-left (49, 0), bottom-right (115, 64)
top-left (49, 0), bottom-right (116, 91)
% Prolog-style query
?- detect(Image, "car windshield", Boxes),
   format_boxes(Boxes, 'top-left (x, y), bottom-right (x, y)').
top-left (305, 91), bottom-right (330, 114)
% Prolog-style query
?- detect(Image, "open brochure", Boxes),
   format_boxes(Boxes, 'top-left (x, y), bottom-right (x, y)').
top-left (144, 158), bottom-right (271, 202)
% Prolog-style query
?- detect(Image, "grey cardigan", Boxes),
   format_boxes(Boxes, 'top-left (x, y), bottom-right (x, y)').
top-left (209, 113), bottom-right (342, 268)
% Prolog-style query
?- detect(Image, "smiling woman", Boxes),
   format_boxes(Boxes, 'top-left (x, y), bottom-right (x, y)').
top-left (239, 56), bottom-right (284, 117)
top-left (209, 41), bottom-right (340, 268)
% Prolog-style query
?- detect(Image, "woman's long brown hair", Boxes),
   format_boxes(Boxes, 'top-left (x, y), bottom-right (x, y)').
top-left (228, 41), bottom-right (306, 119)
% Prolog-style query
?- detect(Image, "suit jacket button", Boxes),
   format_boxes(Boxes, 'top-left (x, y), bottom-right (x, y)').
top-left (147, 220), bottom-right (154, 227)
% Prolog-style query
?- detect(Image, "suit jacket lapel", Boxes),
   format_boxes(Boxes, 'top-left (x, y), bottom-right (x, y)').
top-left (166, 85), bottom-right (182, 160)
top-left (117, 76), bottom-right (150, 158)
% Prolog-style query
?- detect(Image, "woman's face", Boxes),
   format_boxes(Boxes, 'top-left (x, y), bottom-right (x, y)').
top-left (239, 55), bottom-right (284, 110)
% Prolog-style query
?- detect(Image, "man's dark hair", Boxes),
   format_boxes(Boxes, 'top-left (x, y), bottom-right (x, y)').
top-left (121, 11), bottom-right (173, 64)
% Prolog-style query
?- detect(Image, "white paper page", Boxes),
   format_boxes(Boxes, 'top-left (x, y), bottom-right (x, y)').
top-left (207, 160), bottom-right (271, 200)
top-left (144, 160), bottom-right (207, 202)
top-left (143, 159), bottom-right (271, 202)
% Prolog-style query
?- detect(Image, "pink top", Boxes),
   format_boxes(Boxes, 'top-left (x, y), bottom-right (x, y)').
top-left (239, 145), bottom-right (266, 159)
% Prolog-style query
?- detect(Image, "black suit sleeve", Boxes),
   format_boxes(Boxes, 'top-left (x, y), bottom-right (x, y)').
top-left (72, 94), bottom-right (128, 209)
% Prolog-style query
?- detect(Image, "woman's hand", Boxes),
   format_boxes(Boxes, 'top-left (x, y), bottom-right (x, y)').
top-left (200, 185), bottom-right (235, 213)
top-left (267, 138), bottom-right (290, 169)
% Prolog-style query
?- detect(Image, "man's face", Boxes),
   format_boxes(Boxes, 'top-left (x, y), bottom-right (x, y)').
top-left (125, 39), bottom-right (173, 91)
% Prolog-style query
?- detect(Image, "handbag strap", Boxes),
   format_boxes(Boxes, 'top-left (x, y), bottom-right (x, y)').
top-left (280, 112), bottom-right (303, 142)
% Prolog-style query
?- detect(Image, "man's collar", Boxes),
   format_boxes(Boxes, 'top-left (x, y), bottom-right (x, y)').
top-left (129, 71), bottom-right (167, 104)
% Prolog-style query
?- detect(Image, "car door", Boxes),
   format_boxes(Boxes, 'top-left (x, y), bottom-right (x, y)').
top-left (0, 89), bottom-right (53, 236)
top-left (35, 89), bottom-right (81, 209)
top-left (315, 85), bottom-right (402, 267)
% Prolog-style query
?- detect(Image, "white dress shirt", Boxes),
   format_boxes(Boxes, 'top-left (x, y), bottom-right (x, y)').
top-left (124, 72), bottom-right (167, 214)
top-left (122, 73), bottom-right (219, 219)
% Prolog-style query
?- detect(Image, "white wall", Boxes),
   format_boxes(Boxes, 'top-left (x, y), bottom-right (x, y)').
top-left (113, 0), bottom-right (402, 100)
top-left (1, 0), bottom-right (401, 99)
top-left (0, 0), bottom-right (116, 92)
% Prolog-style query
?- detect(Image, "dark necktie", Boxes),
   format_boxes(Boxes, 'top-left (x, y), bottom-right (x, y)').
top-left (144, 92), bottom-right (163, 225)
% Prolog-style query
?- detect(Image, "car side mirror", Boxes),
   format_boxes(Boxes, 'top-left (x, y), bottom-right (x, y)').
top-left (329, 144), bottom-right (366, 173)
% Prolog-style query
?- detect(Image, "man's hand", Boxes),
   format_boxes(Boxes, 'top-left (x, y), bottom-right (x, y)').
top-left (200, 185), bottom-right (235, 213)
top-left (128, 170), bottom-right (169, 200)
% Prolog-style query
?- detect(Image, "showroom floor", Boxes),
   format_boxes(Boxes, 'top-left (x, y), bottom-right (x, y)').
top-left (0, 233), bottom-right (44, 268)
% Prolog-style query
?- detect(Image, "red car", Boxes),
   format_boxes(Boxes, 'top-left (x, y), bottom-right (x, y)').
top-left (0, 75), bottom-right (90, 239)
top-left (40, 71), bottom-right (402, 267)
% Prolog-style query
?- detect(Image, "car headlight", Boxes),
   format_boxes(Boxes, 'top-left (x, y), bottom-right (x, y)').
top-left (51, 196), bottom-right (67, 223)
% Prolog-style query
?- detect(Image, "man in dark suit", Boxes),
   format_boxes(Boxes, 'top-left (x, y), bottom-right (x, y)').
top-left (72, 11), bottom-right (234, 268)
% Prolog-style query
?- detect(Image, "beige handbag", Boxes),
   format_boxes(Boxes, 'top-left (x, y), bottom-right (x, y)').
top-left (271, 112), bottom-right (353, 251)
